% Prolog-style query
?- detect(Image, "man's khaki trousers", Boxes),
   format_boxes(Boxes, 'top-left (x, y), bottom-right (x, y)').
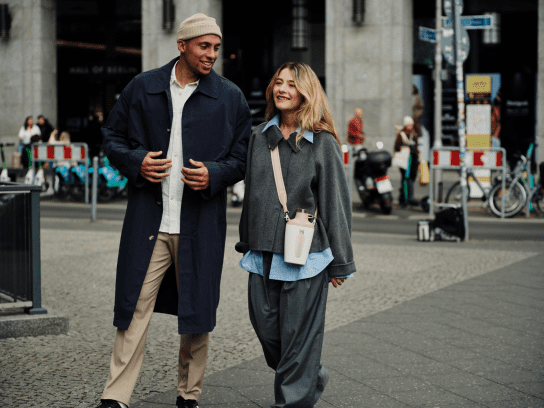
top-left (102, 233), bottom-right (209, 405)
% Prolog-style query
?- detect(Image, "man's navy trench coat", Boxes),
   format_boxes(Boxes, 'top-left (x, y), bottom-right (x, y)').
top-left (102, 57), bottom-right (252, 334)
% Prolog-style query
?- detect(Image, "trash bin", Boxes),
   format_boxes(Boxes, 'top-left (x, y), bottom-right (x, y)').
top-left (0, 181), bottom-right (46, 314)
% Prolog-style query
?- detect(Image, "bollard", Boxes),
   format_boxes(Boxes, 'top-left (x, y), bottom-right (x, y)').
top-left (342, 144), bottom-right (353, 203)
top-left (91, 156), bottom-right (98, 222)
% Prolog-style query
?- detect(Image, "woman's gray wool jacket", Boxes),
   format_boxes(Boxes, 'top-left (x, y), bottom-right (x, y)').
top-left (236, 122), bottom-right (356, 278)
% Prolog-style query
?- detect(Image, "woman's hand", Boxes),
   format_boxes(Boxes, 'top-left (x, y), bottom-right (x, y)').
top-left (330, 277), bottom-right (345, 288)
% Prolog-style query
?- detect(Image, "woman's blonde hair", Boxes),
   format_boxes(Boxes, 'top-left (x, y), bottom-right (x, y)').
top-left (265, 62), bottom-right (341, 147)
top-left (59, 131), bottom-right (71, 143)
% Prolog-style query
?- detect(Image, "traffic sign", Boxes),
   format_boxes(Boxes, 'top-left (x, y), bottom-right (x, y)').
top-left (443, 15), bottom-right (494, 29)
top-left (442, 21), bottom-right (469, 65)
top-left (419, 26), bottom-right (437, 43)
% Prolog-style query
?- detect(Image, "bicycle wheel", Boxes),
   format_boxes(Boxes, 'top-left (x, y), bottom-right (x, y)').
top-left (488, 181), bottom-right (527, 217)
top-left (445, 182), bottom-right (471, 204)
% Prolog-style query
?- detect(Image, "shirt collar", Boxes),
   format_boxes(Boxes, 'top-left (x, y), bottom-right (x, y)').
top-left (170, 61), bottom-right (199, 88)
top-left (262, 115), bottom-right (314, 143)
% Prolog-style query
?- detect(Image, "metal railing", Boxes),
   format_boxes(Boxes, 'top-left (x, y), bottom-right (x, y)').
top-left (0, 181), bottom-right (46, 314)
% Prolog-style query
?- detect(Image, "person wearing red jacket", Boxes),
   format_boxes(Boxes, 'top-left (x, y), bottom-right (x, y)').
top-left (347, 108), bottom-right (365, 145)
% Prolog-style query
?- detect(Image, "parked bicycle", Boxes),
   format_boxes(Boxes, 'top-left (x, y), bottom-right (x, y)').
top-left (444, 148), bottom-right (530, 218)
top-left (518, 145), bottom-right (544, 215)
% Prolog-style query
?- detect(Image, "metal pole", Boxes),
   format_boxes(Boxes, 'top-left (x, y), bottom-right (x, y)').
top-left (429, 152), bottom-right (434, 217)
top-left (91, 156), bottom-right (98, 222)
top-left (434, 0), bottom-right (443, 206)
top-left (84, 156), bottom-right (89, 204)
top-left (454, 0), bottom-right (469, 241)
top-left (526, 155), bottom-right (531, 218)
top-left (501, 154), bottom-right (505, 218)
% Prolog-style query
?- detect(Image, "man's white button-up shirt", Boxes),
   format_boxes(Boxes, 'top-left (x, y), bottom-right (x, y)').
top-left (158, 62), bottom-right (199, 234)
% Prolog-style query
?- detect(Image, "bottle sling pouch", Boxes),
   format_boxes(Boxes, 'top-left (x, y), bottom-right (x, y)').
top-left (270, 146), bottom-right (317, 265)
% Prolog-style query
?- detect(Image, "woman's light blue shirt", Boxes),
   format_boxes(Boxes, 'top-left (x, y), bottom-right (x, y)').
top-left (238, 116), bottom-right (354, 282)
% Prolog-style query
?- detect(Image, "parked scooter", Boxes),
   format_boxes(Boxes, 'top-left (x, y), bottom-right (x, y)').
top-left (353, 142), bottom-right (393, 214)
top-left (53, 164), bottom-right (72, 199)
top-left (97, 156), bottom-right (128, 202)
top-left (54, 156), bottom-right (127, 202)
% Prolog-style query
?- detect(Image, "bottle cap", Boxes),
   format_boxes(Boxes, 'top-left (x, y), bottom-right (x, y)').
top-left (296, 208), bottom-right (308, 213)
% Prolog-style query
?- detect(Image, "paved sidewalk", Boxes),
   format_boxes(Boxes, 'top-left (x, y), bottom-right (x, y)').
top-left (133, 253), bottom-right (544, 408)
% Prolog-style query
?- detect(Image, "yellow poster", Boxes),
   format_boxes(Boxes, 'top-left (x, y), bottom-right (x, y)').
top-left (466, 76), bottom-right (492, 94)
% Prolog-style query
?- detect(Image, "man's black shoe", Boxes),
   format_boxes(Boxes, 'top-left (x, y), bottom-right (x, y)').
top-left (176, 396), bottom-right (199, 408)
top-left (96, 400), bottom-right (122, 408)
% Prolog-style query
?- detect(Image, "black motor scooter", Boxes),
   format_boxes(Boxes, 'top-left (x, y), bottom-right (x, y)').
top-left (353, 142), bottom-right (393, 214)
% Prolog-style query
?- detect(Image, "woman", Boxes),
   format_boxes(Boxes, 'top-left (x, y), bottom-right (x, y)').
top-left (394, 116), bottom-right (419, 206)
top-left (236, 62), bottom-right (356, 408)
top-left (18, 116), bottom-right (41, 169)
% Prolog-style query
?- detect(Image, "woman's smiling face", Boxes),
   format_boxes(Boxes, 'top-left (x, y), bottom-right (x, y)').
top-left (273, 68), bottom-right (303, 114)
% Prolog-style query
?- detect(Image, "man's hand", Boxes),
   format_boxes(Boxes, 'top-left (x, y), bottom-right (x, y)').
top-left (139, 151), bottom-right (172, 183)
top-left (181, 159), bottom-right (210, 191)
top-left (330, 277), bottom-right (346, 288)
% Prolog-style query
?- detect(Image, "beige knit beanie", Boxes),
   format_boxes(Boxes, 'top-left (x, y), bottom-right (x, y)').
top-left (177, 13), bottom-right (222, 41)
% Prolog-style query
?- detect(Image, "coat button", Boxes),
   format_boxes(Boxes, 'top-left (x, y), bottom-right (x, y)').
top-left (149, 235), bottom-right (155, 241)
top-left (157, 201), bottom-right (161, 205)
top-left (167, 128), bottom-right (170, 132)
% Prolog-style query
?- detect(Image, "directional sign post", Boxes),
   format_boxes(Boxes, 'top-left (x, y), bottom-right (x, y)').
top-left (419, 14), bottom-right (494, 45)
top-left (419, 26), bottom-right (437, 43)
top-left (444, 15), bottom-right (495, 29)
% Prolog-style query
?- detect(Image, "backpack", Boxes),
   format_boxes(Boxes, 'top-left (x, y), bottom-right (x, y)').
top-left (417, 207), bottom-right (465, 242)
top-left (432, 207), bottom-right (465, 241)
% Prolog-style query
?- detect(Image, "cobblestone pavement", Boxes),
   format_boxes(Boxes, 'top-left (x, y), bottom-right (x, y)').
top-left (0, 220), bottom-right (539, 407)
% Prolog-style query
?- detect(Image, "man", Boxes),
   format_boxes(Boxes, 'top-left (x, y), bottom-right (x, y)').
top-left (347, 108), bottom-right (364, 145)
top-left (96, 13), bottom-right (251, 408)
top-left (37, 115), bottom-right (54, 143)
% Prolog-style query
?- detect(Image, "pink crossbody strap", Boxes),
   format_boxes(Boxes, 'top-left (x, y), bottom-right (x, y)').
top-left (270, 146), bottom-right (318, 223)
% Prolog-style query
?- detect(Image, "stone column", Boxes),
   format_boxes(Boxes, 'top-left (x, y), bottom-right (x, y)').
top-left (0, 0), bottom-right (56, 155)
top-left (538, 0), bottom-right (544, 162)
top-left (142, 0), bottom-right (222, 74)
top-left (325, 0), bottom-right (412, 151)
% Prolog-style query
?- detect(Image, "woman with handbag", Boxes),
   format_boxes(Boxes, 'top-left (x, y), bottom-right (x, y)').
top-left (236, 62), bottom-right (356, 408)
top-left (393, 116), bottom-right (419, 206)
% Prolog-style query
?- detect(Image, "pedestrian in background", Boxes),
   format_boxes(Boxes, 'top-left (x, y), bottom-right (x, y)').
top-left (36, 115), bottom-right (55, 169)
top-left (37, 115), bottom-right (55, 143)
top-left (412, 85), bottom-right (424, 139)
top-left (51, 131), bottom-right (75, 168)
top-left (18, 116), bottom-right (41, 169)
top-left (237, 62), bottom-right (355, 408)
top-left (97, 13), bottom-right (251, 408)
top-left (394, 116), bottom-right (419, 207)
top-left (347, 107), bottom-right (365, 146)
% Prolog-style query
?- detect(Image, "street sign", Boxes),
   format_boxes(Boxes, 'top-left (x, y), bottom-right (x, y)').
top-left (443, 15), bottom-right (494, 29)
top-left (443, 0), bottom-right (462, 18)
top-left (442, 21), bottom-right (469, 65)
top-left (419, 26), bottom-right (437, 43)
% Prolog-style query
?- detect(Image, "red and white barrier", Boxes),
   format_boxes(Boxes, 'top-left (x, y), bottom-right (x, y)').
top-left (341, 144), bottom-right (350, 165)
top-left (432, 149), bottom-right (503, 168)
top-left (33, 144), bottom-right (87, 161)
top-left (30, 142), bottom-right (90, 202)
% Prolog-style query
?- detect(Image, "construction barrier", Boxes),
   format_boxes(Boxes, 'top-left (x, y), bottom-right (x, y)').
top-left (429, 146), bottom-right (507, 218)
top-left (30, 143), bottom-right (89, 203)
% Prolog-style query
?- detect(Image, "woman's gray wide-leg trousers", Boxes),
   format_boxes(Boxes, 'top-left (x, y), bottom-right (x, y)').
top-left (248, 251), bottom-right (329, 408)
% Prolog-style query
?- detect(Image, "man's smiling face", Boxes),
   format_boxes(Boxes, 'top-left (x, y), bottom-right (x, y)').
top-left (178, 34), bottom-right (221, 77)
